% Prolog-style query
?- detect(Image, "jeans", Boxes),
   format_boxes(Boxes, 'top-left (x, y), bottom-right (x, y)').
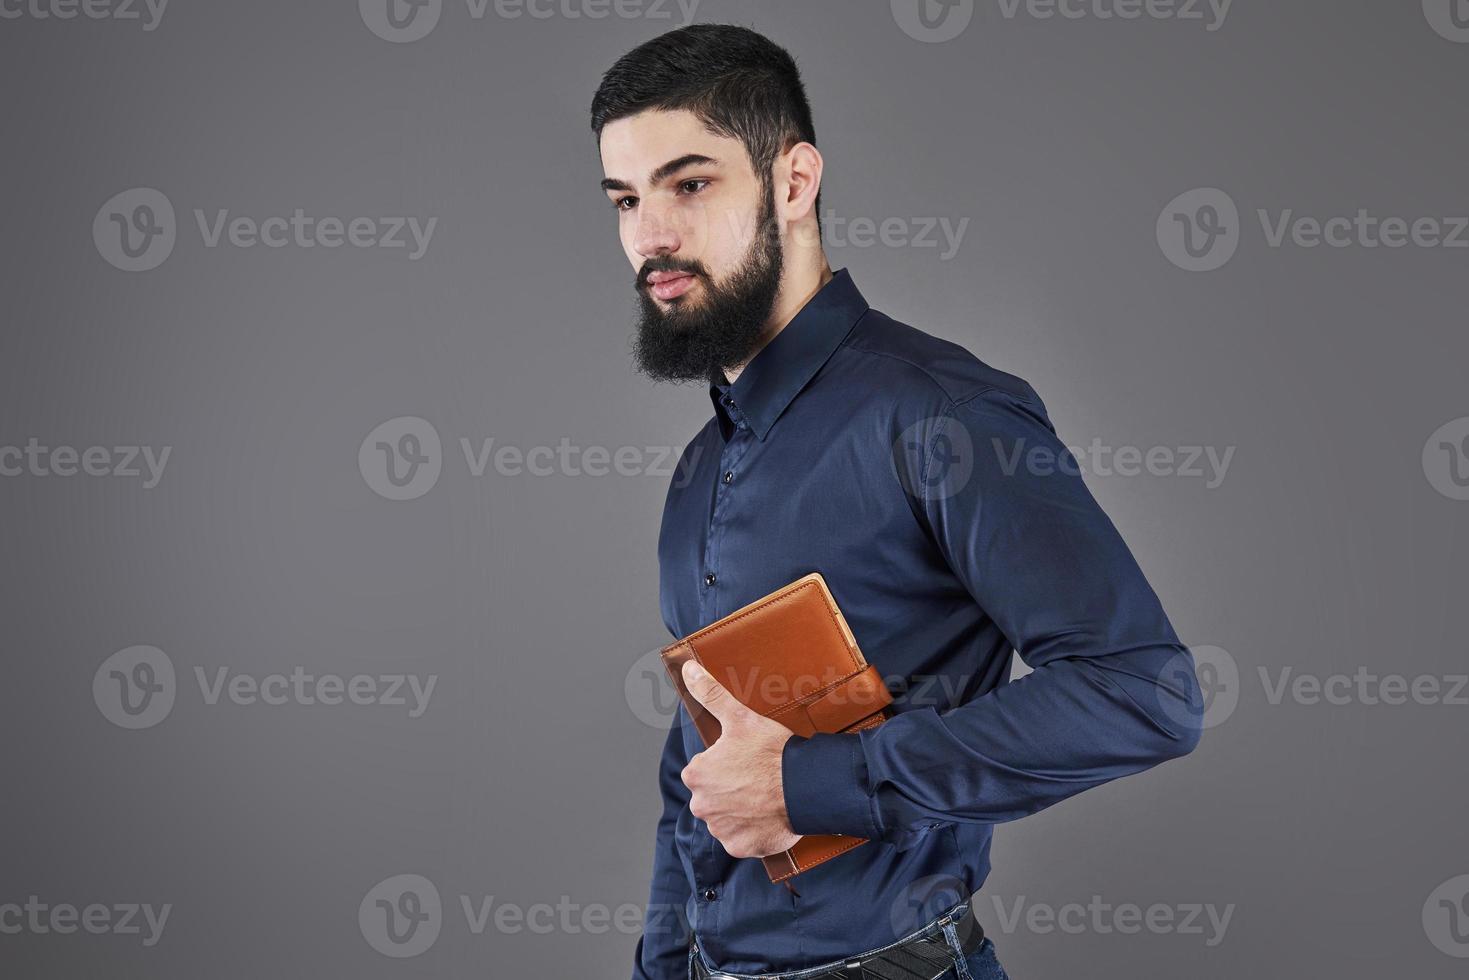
top-left (688, 901), bottom-right (1009, 980)
top-left (945, 937), bottom-right (1008, 980)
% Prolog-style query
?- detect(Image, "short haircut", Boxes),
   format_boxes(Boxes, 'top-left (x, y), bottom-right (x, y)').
top-left (590, 24), bottom-right (821, 220)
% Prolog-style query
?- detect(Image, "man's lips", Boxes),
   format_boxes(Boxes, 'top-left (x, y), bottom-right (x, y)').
top-left (645, 270), bottom-right (699, 302)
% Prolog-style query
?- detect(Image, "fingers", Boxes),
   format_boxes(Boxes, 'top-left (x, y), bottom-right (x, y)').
top-left (681, 660), bottom-right (743, 724)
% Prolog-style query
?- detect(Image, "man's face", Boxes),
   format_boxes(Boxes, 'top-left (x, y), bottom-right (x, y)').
top-left (599, 108), bottom-right (783, 382)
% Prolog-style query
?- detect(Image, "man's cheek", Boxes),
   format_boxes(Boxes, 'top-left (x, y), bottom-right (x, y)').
top-left (679, 198), bottom-right (713, 247)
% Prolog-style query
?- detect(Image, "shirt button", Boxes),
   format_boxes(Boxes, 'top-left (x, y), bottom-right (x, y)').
top-left (702, 888), bottom-right (718, 901)
top-left (704, 572), bottom-right (716, 586)
top-left (722, 471), bottom-right (733, 484)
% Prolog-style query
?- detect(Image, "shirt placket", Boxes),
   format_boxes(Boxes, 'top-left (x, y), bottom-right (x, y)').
top-left (699, 394), bottom-right (754, 627)
top-left (692, 393), bottom-right (756, 948)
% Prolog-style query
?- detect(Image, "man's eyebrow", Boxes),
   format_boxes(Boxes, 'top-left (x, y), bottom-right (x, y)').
top-left (600, 154), bottom-right (721, 194)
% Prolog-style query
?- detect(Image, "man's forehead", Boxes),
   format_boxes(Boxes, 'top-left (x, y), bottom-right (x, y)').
top-left (599, 109), bottom-right (744, 181)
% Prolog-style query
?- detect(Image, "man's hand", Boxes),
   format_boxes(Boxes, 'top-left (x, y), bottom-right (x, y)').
top-left (680, 660), bottom-right (802, 860)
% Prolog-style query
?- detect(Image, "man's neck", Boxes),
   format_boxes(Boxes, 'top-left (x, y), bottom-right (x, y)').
top-left (722, 260), bottom-right (834, 385)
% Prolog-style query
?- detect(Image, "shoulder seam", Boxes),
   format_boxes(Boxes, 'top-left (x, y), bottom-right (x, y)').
top-left (839, 333), bottom-right (1010, 408)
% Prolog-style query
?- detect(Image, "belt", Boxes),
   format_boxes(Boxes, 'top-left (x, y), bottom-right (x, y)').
top-left (690, 901), bottom-right (984, 980)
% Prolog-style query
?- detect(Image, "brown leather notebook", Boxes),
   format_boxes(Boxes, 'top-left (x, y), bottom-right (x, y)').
top-left (660, 572), bottom-right (893, 883)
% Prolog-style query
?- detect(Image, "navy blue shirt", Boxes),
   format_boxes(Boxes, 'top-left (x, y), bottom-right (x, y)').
top-left (633, 269), bottom-right (1202, 978)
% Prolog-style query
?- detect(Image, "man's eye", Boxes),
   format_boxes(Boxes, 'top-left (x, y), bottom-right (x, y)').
top-left (614, 196), bottom-right (638, 212)
top-left (678, 179), bottom-right (711, 195)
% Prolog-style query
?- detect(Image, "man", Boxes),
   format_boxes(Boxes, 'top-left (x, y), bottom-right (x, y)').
top-left (591, 24), bottom-right (1203, 980)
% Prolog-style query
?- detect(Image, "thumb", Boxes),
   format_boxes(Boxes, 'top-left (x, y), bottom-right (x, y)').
top-left (682, 661), bottom-right (746, 726)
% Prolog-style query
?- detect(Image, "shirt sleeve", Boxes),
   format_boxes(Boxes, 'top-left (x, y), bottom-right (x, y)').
top-left (632, 703), bottom-right (695, 980)
top-left (780, 384), bottom-right (1204, 843)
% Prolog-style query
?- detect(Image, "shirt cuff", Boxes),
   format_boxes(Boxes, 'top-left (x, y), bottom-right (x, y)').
top-left (780, 731), bottom-right (883, 840)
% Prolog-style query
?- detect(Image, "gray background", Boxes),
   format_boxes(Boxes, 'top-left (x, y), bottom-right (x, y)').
top-left (2, 0), bottom-right (1467, 976)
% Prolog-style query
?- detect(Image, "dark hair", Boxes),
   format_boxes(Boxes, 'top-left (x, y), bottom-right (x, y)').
top-left (590, 24), bottom-right (821, 222)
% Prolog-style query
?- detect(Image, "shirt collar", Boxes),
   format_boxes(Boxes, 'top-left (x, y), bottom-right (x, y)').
top-left (707, 268), bottom-right (869, 441)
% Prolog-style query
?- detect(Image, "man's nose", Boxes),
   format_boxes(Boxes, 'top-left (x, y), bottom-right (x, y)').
top-left (633, 202), bottom-right (686, 258)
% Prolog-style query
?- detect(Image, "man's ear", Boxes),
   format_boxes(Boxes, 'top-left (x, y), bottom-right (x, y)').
top-left (776, 141), bottom-right (824, 226)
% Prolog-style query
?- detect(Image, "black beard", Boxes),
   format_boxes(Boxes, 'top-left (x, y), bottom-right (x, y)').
top-left (631, 195), bottom-right (783, 384)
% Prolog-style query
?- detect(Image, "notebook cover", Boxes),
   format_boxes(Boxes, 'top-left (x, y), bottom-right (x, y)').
top-left (660, 572), bottom-right (892, 883)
